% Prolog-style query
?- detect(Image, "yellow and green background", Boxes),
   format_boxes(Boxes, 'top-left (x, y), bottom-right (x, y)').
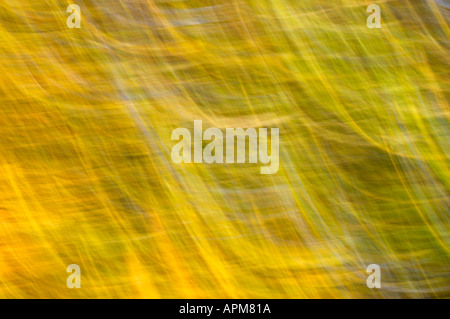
top-left (0, 0), bottom-right (448, 298)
